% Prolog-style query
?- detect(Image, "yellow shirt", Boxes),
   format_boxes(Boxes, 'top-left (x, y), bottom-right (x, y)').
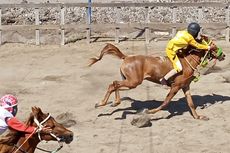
top-left (167, 30), bottom-right (209, 52)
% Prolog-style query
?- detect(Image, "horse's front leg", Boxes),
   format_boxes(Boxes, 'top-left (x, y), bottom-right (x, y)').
top-left (147, 86), bottom-right (180, 114)
top-left (182, 86), bottom-right (209, 120)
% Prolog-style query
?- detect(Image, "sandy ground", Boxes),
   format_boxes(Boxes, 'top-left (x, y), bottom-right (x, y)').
top-left (0, 40), bottom-right (230, 153)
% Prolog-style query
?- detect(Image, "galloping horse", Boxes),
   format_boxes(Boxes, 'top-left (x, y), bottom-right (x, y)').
top-left (0, 106), bottom-right (73, 153)
top-left (89, 41), bottom-right (225, 120)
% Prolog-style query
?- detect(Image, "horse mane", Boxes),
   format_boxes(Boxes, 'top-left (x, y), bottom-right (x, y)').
top-left (0, 107), bottom-right (41, 145)
top-left (178, 45), bottom-right (205, 59)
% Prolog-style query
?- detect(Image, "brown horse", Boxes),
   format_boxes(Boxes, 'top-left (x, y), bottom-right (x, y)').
top-left (0, 106), bottom-right (73, 153)
top-left (89, 42), bottom-right (225, 120)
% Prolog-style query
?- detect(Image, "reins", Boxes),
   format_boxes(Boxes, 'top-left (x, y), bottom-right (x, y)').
top-left (12, 130), bottom-right (36, 153)
top-left (179, 48), bottom-right (212, 84)
top-left (36, 142), bottom-right (63, 153)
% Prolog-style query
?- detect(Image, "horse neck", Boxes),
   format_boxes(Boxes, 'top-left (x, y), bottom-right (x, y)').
top-left (0, 134), bottom-right (39, 153)
top-left (183, 52), bottom-right (202, 71)
top-left (16, 135), bottom-right (40, 153)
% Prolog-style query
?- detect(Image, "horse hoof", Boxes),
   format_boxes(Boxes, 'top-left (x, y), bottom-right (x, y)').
top-left (110, 102), bottom-right (120, 107)
top-left (95, 103), bottom-right (103, 108)
top-left (137, 108), bottom-right (149, 114)
top-left (198, 115), bottom-right (209, 121)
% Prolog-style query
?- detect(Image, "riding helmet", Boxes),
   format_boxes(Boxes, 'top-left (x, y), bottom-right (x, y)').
top-left (0, 94), bottom-right (18, 116)
top-left (187, 22), bottom-right (201, 38)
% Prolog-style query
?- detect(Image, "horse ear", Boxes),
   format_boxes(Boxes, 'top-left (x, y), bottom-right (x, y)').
top-left (36, 107), bottom-right (43, 114)
top-left (26, 111), bottom-right (35, 126)
top-left (31, 106), bottom-right (40, 117)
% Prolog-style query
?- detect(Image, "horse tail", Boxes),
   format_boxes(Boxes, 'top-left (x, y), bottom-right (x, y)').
top-left (88, 43), bottom-right (127, 67)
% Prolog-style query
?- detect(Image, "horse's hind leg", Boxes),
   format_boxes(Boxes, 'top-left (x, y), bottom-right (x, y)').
top-left (114, 89), bottom-right (121, 107)
top-left (95, 79), bottom-right (141, 108)
top-left (113, 80), bottom-right (142, 106)
top-left (95, 82), bottom-right (116, 108)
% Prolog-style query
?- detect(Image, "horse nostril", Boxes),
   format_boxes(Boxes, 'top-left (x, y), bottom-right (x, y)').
top-left (63, 133), bottom-right (73, 144)
top-left (69, 134), bottom-right (73, 141)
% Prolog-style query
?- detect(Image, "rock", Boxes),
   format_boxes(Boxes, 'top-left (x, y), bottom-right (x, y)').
top-left (131, 114), bottom-right (152, 128)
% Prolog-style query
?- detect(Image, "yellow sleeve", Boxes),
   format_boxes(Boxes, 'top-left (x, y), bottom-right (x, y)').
top-left (188, 37), bottom-right (209, 50)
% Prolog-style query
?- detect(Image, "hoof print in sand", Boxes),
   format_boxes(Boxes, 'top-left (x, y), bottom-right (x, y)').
top-left (56, 112), bottom-right (77, 128)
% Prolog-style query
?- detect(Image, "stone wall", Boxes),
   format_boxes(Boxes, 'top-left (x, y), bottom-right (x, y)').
top-left (0, 0), bottom-right (229, 44)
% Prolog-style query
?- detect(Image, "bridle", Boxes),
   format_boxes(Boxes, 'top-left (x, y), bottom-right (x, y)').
top-left (12, 114), bottom-right (63, 153)
top-left (184, 46), bottom-right (222, 72)
top-left (33, 114), bottom-right (63, 153)
top-left (183, 44), bottom-right (223, 82)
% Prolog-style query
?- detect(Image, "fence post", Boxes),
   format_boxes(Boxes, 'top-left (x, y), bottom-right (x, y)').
top-left (60, 5), bottom-right (65, 45)
top-left (145, 6), bottom-right (150, 44)
top-left (35, 8), bottom-right (40, 45)
top-left (226, 5), bottom-right (229, 43)
top-left (0, 8), bottom-right (2, 45)
top-left (198, 6), bottom-right (203, 33)
top-left (115, 7), bottom-right (121, 43)
top-left (86, 6), bottom-right (91, 44)
top-left (198, 6), bottom-right (203, 22)
top-left (172, 6), bottom-right (177, 38)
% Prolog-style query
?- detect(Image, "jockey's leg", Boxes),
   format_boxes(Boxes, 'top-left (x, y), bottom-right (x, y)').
top-left (160, 53), bottom-right (182, 86)
top-left (147, 85), bottom-right (180, 114)
top-left (182, 86), bottom-right (209, 120)
top-left (164, 69), bottom-right (177, 80)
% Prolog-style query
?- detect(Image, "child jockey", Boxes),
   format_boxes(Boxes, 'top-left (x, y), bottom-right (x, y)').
top-left (0, 94), bottom-right (51, 135)
top-left (160, 22), bottom-right (216, 85)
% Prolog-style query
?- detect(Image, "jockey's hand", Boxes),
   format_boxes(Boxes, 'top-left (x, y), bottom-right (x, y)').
top-left (41, 126), bottom-right (52, 133)
top-left (209, 43), bottom-right (217, 51)
top-left (200, 34), bottom-right (209, 41)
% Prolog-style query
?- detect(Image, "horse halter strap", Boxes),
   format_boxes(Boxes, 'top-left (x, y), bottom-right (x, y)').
top-left (33, 114), bottom-right (61, 142)
top-left (33, 114), bottom-right (63, 153)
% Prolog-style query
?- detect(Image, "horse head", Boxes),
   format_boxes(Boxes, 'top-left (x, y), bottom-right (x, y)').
top-left (27, 106), bottom-right (74, 144)
top-left (208, 41), bottom-right (225, 61)
top-left (181, 38), bottom-right (226, 65)
top-left (0, 106), bottom-right (74, 153)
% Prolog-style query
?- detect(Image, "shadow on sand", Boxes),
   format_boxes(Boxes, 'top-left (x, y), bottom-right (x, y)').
top-left (98, 93), bottom-right (230, 120)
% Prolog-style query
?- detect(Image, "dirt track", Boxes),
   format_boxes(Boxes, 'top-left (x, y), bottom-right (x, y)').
top-left (0, 40), bottom-right (230, 153)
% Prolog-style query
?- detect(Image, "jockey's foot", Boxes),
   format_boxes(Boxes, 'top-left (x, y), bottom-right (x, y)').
top-left (160, 78), bottom-right (167, 85)
top-left (159, 78), bottom-right (169, 89)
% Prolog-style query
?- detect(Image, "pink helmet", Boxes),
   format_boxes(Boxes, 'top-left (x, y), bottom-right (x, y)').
top-left (0, 94), bottom-right (18, 114)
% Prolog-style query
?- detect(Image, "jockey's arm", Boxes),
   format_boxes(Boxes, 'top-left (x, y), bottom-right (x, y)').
top-left (188, 38), bottom-right (210, 51)
top-left (5, 117), bottom-right (36, 134)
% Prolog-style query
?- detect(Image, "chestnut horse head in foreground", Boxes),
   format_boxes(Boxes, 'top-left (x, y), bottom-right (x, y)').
top-left (0, 107), bottom-right (73, 153)
top-left (89, 40), bottom-right (225, 120)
